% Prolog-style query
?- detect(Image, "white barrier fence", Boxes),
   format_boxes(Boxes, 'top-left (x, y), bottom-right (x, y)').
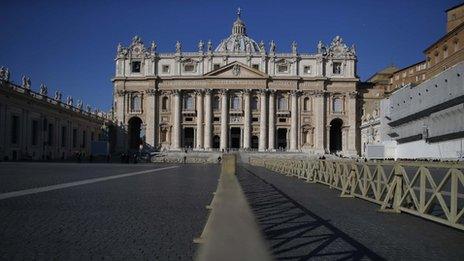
top-left (249, 158), bottom-right (464, 231)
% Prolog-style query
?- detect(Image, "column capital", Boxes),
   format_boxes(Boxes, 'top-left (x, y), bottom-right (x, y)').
top-left (204, 88), bottom-right (213, 95)
top-left (219, 88), bottom-right (229, 95)
top-left (258, 88), bottom-right (268, 95)
top-left (290, 90), bottom-right (302, 96)
top-left (243, 88), bottom-right (253, 94)
top-left (145, 88), bottom-right (158, 96)
top-left (194, 89), bottom-right (204, 95)
top-left (314, 90), bottom-right (327, 97)
top-left (116, 90), bottom-right (127, 96)
top-left (172, 89), bottom-right (181, 96)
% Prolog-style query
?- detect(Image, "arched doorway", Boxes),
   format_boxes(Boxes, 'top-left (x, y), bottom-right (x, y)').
top-left (251, 135), bottom-right (259, 149)
top-left (230, 127), bottom-right (241, 149)
top-left (128, 117), bottom-right (143, 150)
top-left (330, 118), bottom-right (343, 153)
top-left (183, 127), bottom-right (194, 148)
top-left (212, 135), bottom-right (220, 149)
top-left (277, 129), bottom-right (287, 150)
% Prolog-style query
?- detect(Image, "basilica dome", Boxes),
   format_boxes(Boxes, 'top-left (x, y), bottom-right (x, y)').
top-left (215, 12), bottom-right (261, 53)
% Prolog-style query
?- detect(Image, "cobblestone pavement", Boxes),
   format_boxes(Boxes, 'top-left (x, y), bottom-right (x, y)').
top-left (238, 164), bottom-right (464, 261)
top-left (0, 163), bottom-right (219, 260)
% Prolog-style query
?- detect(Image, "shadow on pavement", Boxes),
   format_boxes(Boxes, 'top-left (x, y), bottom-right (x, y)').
top-left (238, 166), bottom-right (385, 261)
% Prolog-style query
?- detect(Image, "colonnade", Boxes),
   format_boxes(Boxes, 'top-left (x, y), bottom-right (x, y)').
top-left (159, 89), bottom-right (301, 151)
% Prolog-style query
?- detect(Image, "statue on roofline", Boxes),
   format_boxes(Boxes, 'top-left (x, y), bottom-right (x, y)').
top-left (175, 41), bottom-right (182, 53)
top-left (207, 40), bottom-right (212, 52)
top-left (269, 40), bottom-right (276, 53)
top-left (39, 83), bottom-right (48, 96)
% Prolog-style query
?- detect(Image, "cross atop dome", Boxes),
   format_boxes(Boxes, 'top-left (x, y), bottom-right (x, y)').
top-left (236, 7), bottom-right (242, 18)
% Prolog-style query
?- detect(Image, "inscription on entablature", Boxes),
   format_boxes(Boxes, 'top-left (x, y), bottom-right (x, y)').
top-left (268, 80), bottom-right (298, 89)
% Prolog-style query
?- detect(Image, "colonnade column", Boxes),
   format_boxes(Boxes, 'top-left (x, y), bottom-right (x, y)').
top-left (268, 90), bottom-right (275, 151)
top-left (243, 89), bottom-right (251, 149)
top-left (258, 89), bottom-right (267, 151)
top-left (171, 90), bottom-right (181, 150)
top-left (116, 90), bottom-right (127, 151)
top-left (314, 91), bottom-right (326, 153)
top-left (290, 90), bottom-right (298, 151)
top-left (145, 88), bottom-right (157, 148)
top-left (195, 90), bottom-right (204, 149)
top-left (204, 89), bottom-right (212, 150)
top-left (220, 89), bottom-right (228, 150)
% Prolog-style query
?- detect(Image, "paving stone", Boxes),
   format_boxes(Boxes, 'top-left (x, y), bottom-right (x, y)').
top-left (0, 163), bottom-right (219, 260)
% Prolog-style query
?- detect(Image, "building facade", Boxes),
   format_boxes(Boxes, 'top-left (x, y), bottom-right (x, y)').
top-left (360, 3), bottom-right (464, 159)
top-left (383, 61), bottom-right (464, 159)
top-left (0, 70), bottom-right (108, 161)
top-left (390, 3), bottom-right (464, 90)
top-left (113, 12), bottom-right (359, 155)
top-left (359, 66), bottom-right (397, 157)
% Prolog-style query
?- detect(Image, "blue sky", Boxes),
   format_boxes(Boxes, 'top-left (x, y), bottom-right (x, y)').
top-left (0, 0), bottom-right (461, 110)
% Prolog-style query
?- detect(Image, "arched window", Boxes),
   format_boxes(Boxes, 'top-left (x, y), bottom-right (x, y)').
top-left (231, 95), bottom-right (240, 110)
top-left (213, 96), bottom-right (220, 110)
top-left (303, 97), bottom-right (311, 111)
top-left (183, 95), bottom-right (194, 110)
top-left (277, 95), bottom-right (288, 111)
top-left (131, 95), bottom-right (141, 112)
top-left (333, 97), bottom-right (343, 113)
top-left (162, 96), bottom-right (169, 111)
top-left (251, 97), bottom-right (258, 110)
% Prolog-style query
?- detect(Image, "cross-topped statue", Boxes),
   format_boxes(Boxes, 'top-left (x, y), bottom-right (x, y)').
top-left (237, 7), bottom-right (242, 17)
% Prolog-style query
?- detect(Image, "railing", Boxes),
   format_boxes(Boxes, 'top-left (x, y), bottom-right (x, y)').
top-left (249, 157), bottom-right (464, 231)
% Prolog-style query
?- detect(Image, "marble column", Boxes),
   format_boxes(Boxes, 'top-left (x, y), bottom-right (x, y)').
top-left (258, 89), bottom-right (267, 151)
top-left (314, 92), bottom-right (326, 153)
top-left (220, 89), bottom-right (228, 150)
top-left (145, 89), bottom-right (157, 148)
top-left (171, 90), bottom-right (181, 150)
top-left (268, 90), bottom-right (275, 150)
top-left (347, 92), bottom-right (357, 155)
top-left (196, 90), bottom-right (204, 149)
top-left (204, 89), bottom-right (212, 150)
top-left (290, 91), bottom-right (298, 151)
top-left (116, 90), bottom-right (127, 151)
top-left (243, 89), bottom-right (251, 149)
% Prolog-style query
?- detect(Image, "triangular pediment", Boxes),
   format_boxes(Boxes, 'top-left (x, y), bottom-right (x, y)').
top-left (204, 61), bottom-right (268, 78)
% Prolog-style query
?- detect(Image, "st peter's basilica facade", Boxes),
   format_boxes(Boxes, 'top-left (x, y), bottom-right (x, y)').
top-left (112, 11), bottom-right (359, 156)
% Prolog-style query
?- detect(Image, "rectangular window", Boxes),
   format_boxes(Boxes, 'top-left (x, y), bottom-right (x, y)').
top-left (277, 65), bottom-right (288, 73)
top-left (131, 61), bottom-right (141, 73)
top-left (11, 115), bottom-right (19, 144)
top-left (185, 117), bottom-right (193, 122)
top-left (162, 65), bottom-right (170, 73)
top-left (213, 117), bottom-right (220, 122)
top-left (61, 126), bottom-right (67, 147)
top-left (48, 124), bottom-right (53, 146)
top-left (279, 118), bottom-right (286, 123)
top-left (252, 117), bottom-right (259, 122)
top-left (91, 132), bottom-right (95, 142)
top-left (184, 64), bottom-right (195, 72)
top-left (333, 62), bottom-right (342, 74)
top-left (72, 129), bottom-right (77, 148)
top-left (213, 64), bottom-right (220, 70)
top-left (303, 66), bottom-right (311, 74)
top-left (31, 120), bottom-right (39, 146)
top-left (252, 64), bottom-right (259, 70)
